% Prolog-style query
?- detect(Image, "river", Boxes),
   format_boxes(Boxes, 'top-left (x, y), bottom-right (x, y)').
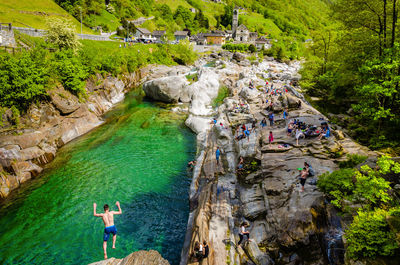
top-left (0, 92), bottom-right (195, 265)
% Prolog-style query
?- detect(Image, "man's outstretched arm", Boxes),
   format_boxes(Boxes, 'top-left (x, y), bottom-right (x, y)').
top-left (113, 201), bottom-right (122, 215)
top-left (93, 203), bottom-right (103, 217)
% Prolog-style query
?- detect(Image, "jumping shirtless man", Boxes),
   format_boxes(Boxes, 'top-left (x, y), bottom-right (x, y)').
top-left (93, 201), bottom-right (122, 259)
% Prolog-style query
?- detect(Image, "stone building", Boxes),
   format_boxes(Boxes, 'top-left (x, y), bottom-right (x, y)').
top-left (174, 31), bottom-right (189, 42)
top-left (235, 24), bottom-right (250, 42)
top-left (134, 28), bottom-right (152, 39)
top-left (152, 30), bottom-right (166, 41)
top-left (203, 32), bottom-right (226, 45)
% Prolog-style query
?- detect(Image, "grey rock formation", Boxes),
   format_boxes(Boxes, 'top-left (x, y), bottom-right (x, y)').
top-left (48, 86), bottom-right (80, 115)
top-left (142, 76), bottom-right (190, 103)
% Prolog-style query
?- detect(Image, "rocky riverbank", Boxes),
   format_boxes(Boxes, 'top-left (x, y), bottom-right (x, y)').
top-left (0, 50), bottom-right (378, 265)
top-left (138, 52), bottom-right (376, 265)
top-left (0, 69), bottom-right (152, 198)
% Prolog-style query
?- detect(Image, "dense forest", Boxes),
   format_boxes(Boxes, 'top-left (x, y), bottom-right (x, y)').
top-left (301, 0), bottom-right (400, 153)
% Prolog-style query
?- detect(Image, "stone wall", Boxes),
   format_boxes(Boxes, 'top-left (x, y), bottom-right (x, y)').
top-left (0, 23), bottom-right (16, 47)
top-left (12, 26), bottom-right (112, 41)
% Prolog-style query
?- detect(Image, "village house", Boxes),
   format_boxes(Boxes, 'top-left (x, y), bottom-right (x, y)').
top-left (204, 32), bottom-right (226, 45)
top-left (255, 36), bottom-right (271, 50)
top-left (249, 32), bottom-right (258, 42)
top-left (134, 27), bottom-right (152, 39)
top-left (174, 31), bottom-right (189, 42)
top-left (152, 30), bottom-right (166, 41)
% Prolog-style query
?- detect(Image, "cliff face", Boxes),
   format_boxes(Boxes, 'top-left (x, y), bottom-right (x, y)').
top-left (0, 71), bottom-right (144, 198)
top-left (138, 52), bottom-right (376, 265)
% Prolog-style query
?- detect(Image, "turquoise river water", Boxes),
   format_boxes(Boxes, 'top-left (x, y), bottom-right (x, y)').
top-left (0, 92), bottom-right (195, 265)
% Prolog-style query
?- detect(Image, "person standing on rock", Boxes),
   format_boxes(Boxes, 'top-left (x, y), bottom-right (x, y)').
top-left (268, 112), bottom-right (274, 126)
top-left (238, 221), bottom-right (251, 246)
top-left (268, 131), bottom-right (274, 148)
top-left (283, 109), bottom-right (288, 121)
top-left (299, 168), bottom-right (308, 192)
top-left (93, 201), bottom-right (122, 259)
top-left (216, 147), bottom-right (221, 165)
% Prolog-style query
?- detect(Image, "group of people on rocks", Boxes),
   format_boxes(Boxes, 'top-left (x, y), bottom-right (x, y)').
top-left (187, 79), bottom-right (329, 260)
top-left (192, 240), bottom-right (209, 261)
top-left (287, 119), bottom-right (331, 146)
top-left (235, 123), bottom-right (252, 142)
top-left (233, 99), bottom-right (250, 114)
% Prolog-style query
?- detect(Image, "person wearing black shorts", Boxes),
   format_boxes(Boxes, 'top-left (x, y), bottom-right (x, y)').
top-left (299, 168), bottom-right (308, 192)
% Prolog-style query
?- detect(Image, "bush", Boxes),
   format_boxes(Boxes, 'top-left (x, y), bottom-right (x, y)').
top-left (53, 50), bottom-right (88, 97)
top-left (317, 168), bottom-right (355, 208)
top-left (248, 44), bottom-right (257, 53)
top-left (10, 106), bottom-right (20, 126)
top-left (345, 209), bottom-right (398, 259)
top-left (339, 154), bottom-right (368, 168)
top-left (222, 43), bottom-right (250, 52)
top-left (0, 50), bottom-right (50, 109)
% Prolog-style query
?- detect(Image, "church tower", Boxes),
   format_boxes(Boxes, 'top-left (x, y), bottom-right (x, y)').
top-left (232, 7), bottom-right (239, 39)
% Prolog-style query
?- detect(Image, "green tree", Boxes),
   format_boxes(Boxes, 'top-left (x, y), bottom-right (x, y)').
top-left (248, 44), bottom-right (257, 53)
top-left (345, 209), bottom-right (398, 259)
top-left (53, 50), bottom-right (88, 97)
top-left (354, 45), bottom-right (400, 136)
top-left (174, 5), bottom-right (194, 29)
top-left (0, 50), bottom-right (50, 110)
top-left (45, 18), bottom-right (81, 51)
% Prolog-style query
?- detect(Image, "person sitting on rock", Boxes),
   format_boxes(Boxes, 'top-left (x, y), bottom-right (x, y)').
top-left (318, 125), bottom-right (331, 140)
top-left (238, 221), bottom-right (251, 247)
top-left (295, 128), bottom-right (305, 146)
top-left (244, 128), bottom-right (250, 142)
top-left (193, 241), bottom-right (203, 261)
top-left (187, 160), bottom-right (196, 169)
top-left (260, 118), bottom-right (267, 128)
top-left (249, 80), bottom-right (254, 89)
top-left (304, 162), bottom-right (315, 177)
top-left (93, 201), bottom-right (122, 260)
top-left (236, 131), bottom-right (246, 141)
top-left (287, 122), bottom-right (294, 136)
top-left (238, 156), bottom-right (244, 171)
top-left (202, 240), bottom-right (209, 258)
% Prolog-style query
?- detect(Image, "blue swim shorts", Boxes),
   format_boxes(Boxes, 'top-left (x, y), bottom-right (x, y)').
top-left (103, 225), bottom-right (117, 241)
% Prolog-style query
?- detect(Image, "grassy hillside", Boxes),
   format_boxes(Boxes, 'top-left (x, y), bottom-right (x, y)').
top-left (0, 0), bottom-right (93, 33)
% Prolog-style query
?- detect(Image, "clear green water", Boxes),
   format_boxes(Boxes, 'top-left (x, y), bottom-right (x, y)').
top-left (0, 93), bottom-right (195, 265)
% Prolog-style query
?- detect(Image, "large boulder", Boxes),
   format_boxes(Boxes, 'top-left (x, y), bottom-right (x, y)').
top-left (233, 52), bottom-right (246, 62)
top-left (48, 86), bottom-right (80, 115)
top-left (142, 76), bottom-right (190, 103)
top-left (185, 115), bottom-right (212, 134)
top-left (88, 250), bottom-right (170, 265)
top-left (189, 68), bottom-right (220, 116)
top-left (239, 87), bottom-right (261, 103)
